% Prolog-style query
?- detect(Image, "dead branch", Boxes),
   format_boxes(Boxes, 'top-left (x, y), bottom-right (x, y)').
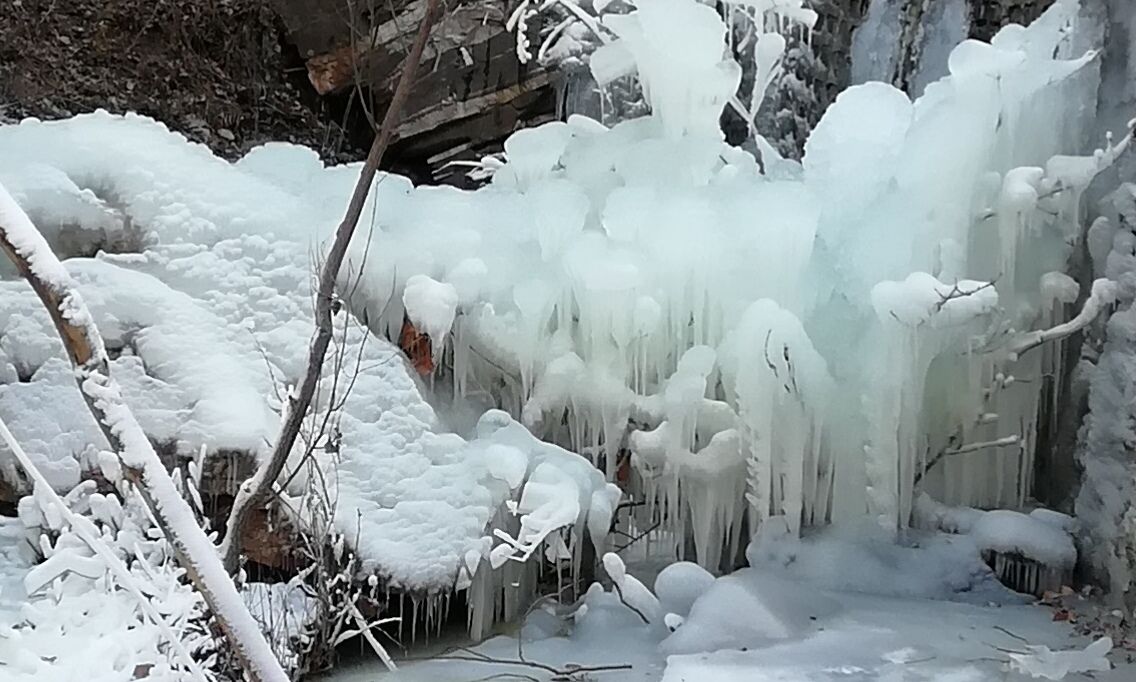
top-left (417, 645), bottom-right (633, 678)
top-left (220, 0), bottom-right (444, 575)
top-left (0, 185), bottom-right (288, 681)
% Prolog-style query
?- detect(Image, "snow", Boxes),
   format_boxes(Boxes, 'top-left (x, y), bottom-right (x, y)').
top-left (0, 0), bottom-right (1118, 606)
top-left (1076, 181), bottom-right (1136, 604)
top-left (653, 561), bottom-right (714, 618)
top-left (1008, 637), bottom-right (1113, 680)
top-left (971, 510), bottom-right (1077, 569)
top-left (660, 568), bottom-right (841, 654)
top-left (0, 180), bottom-right (85, 292)
top-left (1, 180), bottom-right (288, 679)
top-left (0, 472), bottom-right (211, 681)
top-left (747, 514), bottom-right (1031, 604)
top-left (242, 580), bottom-right (319, 675)
top-left (402, 274), bottom-right (459, 362)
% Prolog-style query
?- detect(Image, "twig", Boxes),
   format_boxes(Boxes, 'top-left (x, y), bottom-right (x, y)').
top-left (348, 600), bottom-right (399, 672)
top-left (610, 581), bottom-right (650, 625)
top-left (993, 625), bottom-right (1031, 645)
top-left (414, 646), bottom-right (633, 676)
top-left (944, 435), bottom-right (1021, 456)
top-left (616, 521), bottom-right (659, 554)
top-left (934, 279), bottom-right (998, 312)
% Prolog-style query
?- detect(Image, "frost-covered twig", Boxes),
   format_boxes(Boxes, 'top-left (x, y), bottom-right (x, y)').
top-left (0, 182), bottom-right (288, 682)
top-left (0, 417), bottom-right (208, 682)
top-left (609, 579), bottom-right (650, 624)
top-left (508, 0), bottom-right (615, 64)
top-left (221, 0), bottom-right (444, 574)
top-left (935, 279), bottom-right (998, 312)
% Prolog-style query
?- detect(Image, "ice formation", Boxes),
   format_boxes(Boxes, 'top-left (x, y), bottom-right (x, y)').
top-left (659, 567), bottom-right (840, 655)
top-left (345, 0), bottom-right (1109, 570)
top-left (1008, 637), bottom-right (1114, 680)
top-left (1076, 182), bottom-right (1136, 606)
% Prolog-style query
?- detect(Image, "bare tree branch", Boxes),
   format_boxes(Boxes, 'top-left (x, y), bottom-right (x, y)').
top-left (220, 0), bottom-right (444, 574)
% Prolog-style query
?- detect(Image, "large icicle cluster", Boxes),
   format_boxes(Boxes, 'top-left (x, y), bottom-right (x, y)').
top-left (337, 0), bottom-right (1109, 569)
top-left (0, 0), bottom-right (1119, 620)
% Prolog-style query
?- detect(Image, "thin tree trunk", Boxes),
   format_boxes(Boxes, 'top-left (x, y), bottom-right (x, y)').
top-left (0, 185), bottom-right (289, 682)
top-left (219, 0), bottom-right (444, 574)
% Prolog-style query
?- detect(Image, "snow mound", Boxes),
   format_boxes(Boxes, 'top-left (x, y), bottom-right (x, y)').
top-left (660, 568), bottom-right (840, 655)
top-left (654, 561), bottom-right (714, 618)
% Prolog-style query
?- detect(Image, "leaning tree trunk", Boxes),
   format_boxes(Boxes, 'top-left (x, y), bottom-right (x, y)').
top-left (0, 184), bottom-right (289, 682)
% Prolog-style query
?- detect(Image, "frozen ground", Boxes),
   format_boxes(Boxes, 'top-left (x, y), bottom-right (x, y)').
top-left (325, 523), bottom-right (1133, 682)
top-left (330, 573), bottom-right (1129, 682)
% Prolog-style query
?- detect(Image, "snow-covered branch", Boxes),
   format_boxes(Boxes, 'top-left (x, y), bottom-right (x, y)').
top-left (1007, 278), bottom-right (1118, 359)
top-left (0, 181), bottom-right (289, 682)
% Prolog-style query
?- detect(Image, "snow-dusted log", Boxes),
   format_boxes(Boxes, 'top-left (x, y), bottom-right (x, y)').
top-left (0, 181), bottom-right (289, 682)
top-left (219, 0), bottom-right (444, 574)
